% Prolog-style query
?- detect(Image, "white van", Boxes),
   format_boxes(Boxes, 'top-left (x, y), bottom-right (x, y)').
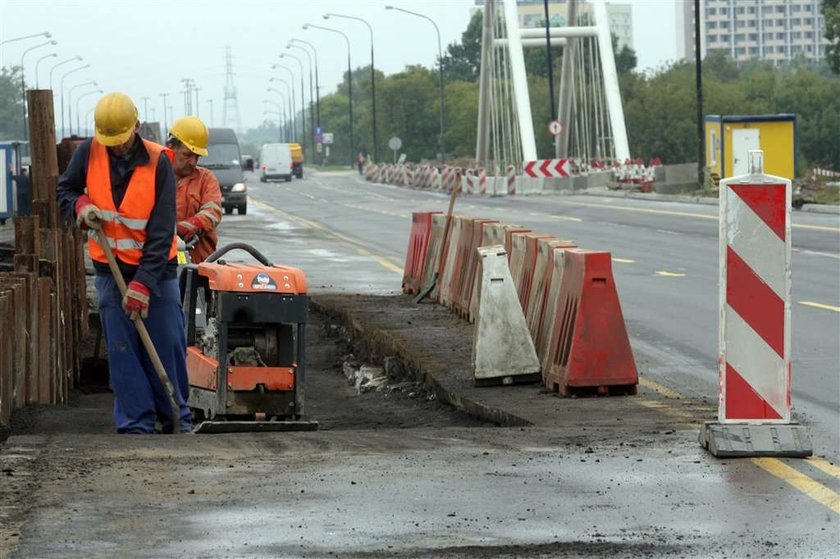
top-left (259, 143), bottom-right (293, 182)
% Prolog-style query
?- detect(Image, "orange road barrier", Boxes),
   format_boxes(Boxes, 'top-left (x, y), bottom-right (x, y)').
top-left (468, 222), bottom-right (507, 322)
top-left (421, 213), bottom-right (449, 302)
top-left (544, 249), bottom-right (638, 396)
top-left (439, 215), bottom-right (470, 308)
top-left (454, 218), bottom-right (497, 317)
top-left (526, 239), bottom-right (577, 348)
top-left (402, 212), bottom-right (441, 295)
top-left (539, 244), bottom-right (578, 372)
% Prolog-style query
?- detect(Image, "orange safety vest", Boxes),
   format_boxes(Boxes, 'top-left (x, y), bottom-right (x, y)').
top-left (86, 138), bottom-right (178, 266)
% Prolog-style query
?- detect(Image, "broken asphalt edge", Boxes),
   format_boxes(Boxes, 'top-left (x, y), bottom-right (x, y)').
top-left (310, 297), bottom-right (532, 428)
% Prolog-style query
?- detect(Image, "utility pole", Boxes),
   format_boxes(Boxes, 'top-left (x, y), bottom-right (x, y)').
top-left (694, 0), bottom-right (705, 189)
top-left (207, 99), bottom-right (214, 126)
top-left (140, 96), bottom-right (150, 121)
top-left (160, 92), bottom-right (169, 134)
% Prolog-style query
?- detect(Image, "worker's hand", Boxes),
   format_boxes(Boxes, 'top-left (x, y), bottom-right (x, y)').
top-left (176, 217), bottom-right (202, 241)
top-left (122, 280), bottom-right (150, 321)
top-left (74, 195), bottom-right (103, 231)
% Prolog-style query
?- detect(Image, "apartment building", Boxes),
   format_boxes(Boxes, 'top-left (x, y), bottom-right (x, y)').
top-left (676, 0), bottom-right (829, 65)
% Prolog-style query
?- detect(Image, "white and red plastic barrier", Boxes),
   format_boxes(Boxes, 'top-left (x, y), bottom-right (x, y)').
top-left (700, 150), bottom-right (811, 457)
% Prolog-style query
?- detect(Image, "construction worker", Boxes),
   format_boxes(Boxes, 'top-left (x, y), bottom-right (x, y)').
top-left (56, 92), bottom-right (192, 434)
top-left (166, 116), bottom-right (222, 263)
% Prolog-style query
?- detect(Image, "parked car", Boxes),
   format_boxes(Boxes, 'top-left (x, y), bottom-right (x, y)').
top-left (205, 128), bottom-right (247, 215)
top-left (259, 143), bottom-right (294, 182)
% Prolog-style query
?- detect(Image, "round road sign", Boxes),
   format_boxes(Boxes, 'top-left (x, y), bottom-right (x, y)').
top-left (548, 120), bottom-right (563, 136)
top-left (388, 136), bottom-right (402, 151)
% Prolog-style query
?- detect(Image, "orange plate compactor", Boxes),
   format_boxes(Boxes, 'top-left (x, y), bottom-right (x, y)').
top-left (181, 243), bottom-right (318, 433)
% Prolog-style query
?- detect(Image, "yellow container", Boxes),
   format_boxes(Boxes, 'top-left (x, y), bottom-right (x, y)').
top-left (704, 114), bottom-right (797, 182)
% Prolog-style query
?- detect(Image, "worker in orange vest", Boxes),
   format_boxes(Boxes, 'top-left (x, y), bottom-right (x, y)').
top-left (167, 116), bottom-right (222, 263)
top-left (56, 92), bottom-right (192, 434)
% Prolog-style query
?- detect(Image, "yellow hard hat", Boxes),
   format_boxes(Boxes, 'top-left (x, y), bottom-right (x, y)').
top-left (94, 92), bottom-right (138, 147)
top-left (169, 116), bottom-right (209, 156)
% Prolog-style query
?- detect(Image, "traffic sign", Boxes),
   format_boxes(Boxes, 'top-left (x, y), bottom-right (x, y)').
top-left (524, 158), bottom-right (570, 178)
top-left (388, 136), bottom-right (402, 151)
top-left (323, 132), bottom-right (334, 145)
top-left (548, 120), bottom-right (563, 136)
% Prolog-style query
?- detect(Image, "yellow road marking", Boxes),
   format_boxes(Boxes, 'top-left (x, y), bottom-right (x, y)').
top-left (639, 378), bottom-right (683, 400)
top-left (656, 271), bottom-right (686, 277)
top-left (612, 257), bottom-right (636, 264)
top-left (806, 457), bottom-right (840, 480)
top-left (249, 198), bottom-right (403, 276)
top-left (635, 398), bottom-right (699, 426)
top-left (800, 301), bottom-right (840, 313)
top-left (752, 458), bottom-right (840, 515)
top-left (558, 199), bottom-right (839, 233)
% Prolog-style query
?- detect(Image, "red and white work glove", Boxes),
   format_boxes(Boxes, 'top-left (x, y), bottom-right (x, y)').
top-left (122, 280), bottom-right (150, 320)
top-left (74, 194), bottom-right (103, 230)
top-left (176, 217), bottom-right (203, 241)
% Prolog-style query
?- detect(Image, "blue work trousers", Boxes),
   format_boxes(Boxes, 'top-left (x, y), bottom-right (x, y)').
top-left (96, 276), bottom-right (192, 433)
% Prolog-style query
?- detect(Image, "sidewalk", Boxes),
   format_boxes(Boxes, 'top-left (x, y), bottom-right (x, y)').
top-left (312, 293), bottom-right (715, 440)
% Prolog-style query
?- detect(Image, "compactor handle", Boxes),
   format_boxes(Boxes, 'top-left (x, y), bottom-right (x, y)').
top-left (205, 243), bottom-right (274, 267)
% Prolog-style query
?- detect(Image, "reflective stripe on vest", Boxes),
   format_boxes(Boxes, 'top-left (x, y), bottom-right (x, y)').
top-left (86, 138), bottom-right (178, 266)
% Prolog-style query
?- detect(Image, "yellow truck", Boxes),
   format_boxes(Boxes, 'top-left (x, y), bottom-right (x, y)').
top-left (289, 143), bottom-right (304, 179)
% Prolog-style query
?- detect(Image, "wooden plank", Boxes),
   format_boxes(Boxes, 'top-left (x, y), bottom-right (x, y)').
top-left (0, 278), bottom-right (27, 409)
top-left (26, 90), bottom-right (60, 228)
top-left (75, 228), bottom-right (89, 338)
top-left (0, 294), bottom-right (12, 426)
top-left (9, 272), bottom-right (38, 404)
top-left (13, 216), bottom-right (40, 255)
top-left (37, 278), bottom-right (53, 404)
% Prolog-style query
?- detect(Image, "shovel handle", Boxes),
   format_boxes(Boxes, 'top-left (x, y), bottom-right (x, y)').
top-left (95, 230), bottom-right (181, 433)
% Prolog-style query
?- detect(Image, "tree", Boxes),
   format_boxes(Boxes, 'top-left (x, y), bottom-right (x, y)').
top-left (823, 0), bottom-right (840, 73)
top-left (442, 11), bottom-right (483, 83)
top-left (0, 66), bottom-right (25, 141)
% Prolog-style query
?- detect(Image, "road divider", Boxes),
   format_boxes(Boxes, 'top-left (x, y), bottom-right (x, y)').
top-left (401, 199), bottom-right (639, 395)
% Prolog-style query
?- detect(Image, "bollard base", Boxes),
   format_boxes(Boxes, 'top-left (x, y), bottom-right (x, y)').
top-left (699, 421), bottom-right (813, 458)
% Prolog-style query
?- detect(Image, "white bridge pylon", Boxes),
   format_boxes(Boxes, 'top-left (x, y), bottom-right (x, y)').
top-left (476, 0), bottom-right (630, 172)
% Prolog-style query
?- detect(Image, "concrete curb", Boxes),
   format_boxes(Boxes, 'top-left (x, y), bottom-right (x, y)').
top-left (310, 296), bottom-right (532, 428)
top-left (800, 203), bottom-right (840, 215)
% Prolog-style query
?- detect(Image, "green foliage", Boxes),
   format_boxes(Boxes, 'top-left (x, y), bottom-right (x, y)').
top-left (824, 0), bottom-right (840, 73)
top-left (0, 67), bottom-right (25, 141)
top-left (442, 11), bottom-right (483, 83)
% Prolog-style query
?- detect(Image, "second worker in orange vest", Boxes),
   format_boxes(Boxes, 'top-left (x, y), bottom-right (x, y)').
top-left (167, 116), bottom-right (222, 263)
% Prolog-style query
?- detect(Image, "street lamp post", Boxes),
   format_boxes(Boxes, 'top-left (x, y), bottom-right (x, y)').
top-left (324, 13), bottom-right (378, 162)
top-left (263, 100), bottom-right (284, 141)
top-left (288, 41), bottom-right (320, 141)
top-left (20, 39), bottom-right (57, 140)
top-left (76, 89), bottom-right (103, 137)
top-left (304, 23), bottom-right (354, 167)
top-left (68, 80), bottom-right (97, 136)
top-left (266, 90), bottom-right (288, 141)
top-left (34, 52), bottom-right (57, 88)
top-left (270, 77), bottom-right (295, 142)
top-left (386, 6), bottom-right (446, 161)
top-left (140, 96), bottom-right (150, 121)
top-left (272, 64), bottom-right (299, 143)
top-left (59, 63), bottom-right (90, 138)
top-left (280, 52), bottom-right (313, 157)
top-left (85, 107), bottom-right (95, 136)
top-left (207, 99), bottom-right (214, 126)
top-left (160, 93), bottom-right (169, 134)
top-left (48, 56), bottom-right (82, 90)
top-left (0, 31), bottom-right (51, 68)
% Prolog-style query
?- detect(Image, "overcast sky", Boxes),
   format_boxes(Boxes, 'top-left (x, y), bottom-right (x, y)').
top-left (1, 0), bottom-right (677, 132)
